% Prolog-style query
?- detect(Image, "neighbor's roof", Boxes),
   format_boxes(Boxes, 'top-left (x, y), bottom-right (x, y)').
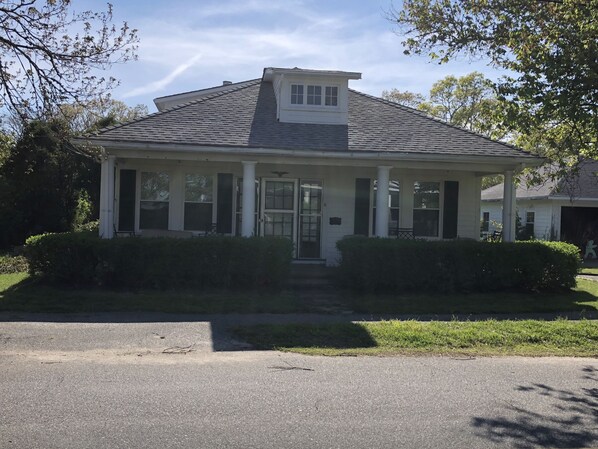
top-left (86, 78), bottom-right (538, 160)
top-left (482, 160), bottom-right (598, 201)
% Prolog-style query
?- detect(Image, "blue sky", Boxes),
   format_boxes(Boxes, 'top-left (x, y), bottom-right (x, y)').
top-left (84, 0), bottom-right (502, 112)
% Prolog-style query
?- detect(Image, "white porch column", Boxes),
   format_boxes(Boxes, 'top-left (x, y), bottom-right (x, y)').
top-left (99, 155), bottom-right (116, 239)
top-left (375, 166), bottom-right (392, 237)
top-left (502, 170), bottom-right (516, 242)
top-left (241, 161), bottom-right (257, 237)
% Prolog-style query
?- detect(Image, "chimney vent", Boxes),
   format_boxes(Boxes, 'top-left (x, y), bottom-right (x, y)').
top-left (222, 80), bottom-right (232, 86)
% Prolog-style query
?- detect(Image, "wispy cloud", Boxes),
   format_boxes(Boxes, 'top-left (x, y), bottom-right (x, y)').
top-left (122, 54), bottom-right (202, 98)
top-left (111, 0), bottom-right (502, 108)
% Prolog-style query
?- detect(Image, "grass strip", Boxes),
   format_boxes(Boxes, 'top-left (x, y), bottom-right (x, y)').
top-left (234, 319), bottom-right (598, 357)
top-left (581, 267), bottom-right (598, 275)
top-left (0, 273), bottom-right (305, 314)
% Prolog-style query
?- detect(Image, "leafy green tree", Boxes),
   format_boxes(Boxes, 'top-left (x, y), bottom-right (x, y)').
top-left (0, 100), bottom-right (147, 248)
top-left (0, 120), bottom-right (83, 247)
top-left (381, 89), bottom-right (425, 108)
top-left (383, 72), bottom-right (506, 139)
top-left (389, 0), bottom-right (597, 164)
top-left (57, 99), bottom-right (148, 134)
top-left (0, 0), bottom-right (137, 122)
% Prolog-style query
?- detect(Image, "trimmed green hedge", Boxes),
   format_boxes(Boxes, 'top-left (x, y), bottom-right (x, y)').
top-left (25, 232), bottom-right (293, 290)
top-left (336, 237), bottom-right (581, 293)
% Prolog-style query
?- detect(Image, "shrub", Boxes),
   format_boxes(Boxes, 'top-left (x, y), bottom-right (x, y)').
top-left (0, 253), bottom-right (29, 274)
top-left (336, 237), bottom-right (581, 293)
top-left (25, 233), bottom-right (293, 290)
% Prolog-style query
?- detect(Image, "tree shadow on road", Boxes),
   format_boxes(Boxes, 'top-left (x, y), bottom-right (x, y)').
top-left (471, 366), bottom-right (598, 449)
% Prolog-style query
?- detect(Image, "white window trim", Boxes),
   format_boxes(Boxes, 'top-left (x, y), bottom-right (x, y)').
top-left (412, 180), bottom-right (443, 239)
top-left (289, 83), bottom-right (341, 110)
top-left (138, 170), bottom-right (171, 231)
top-left (183, 173), bottom-right (216, 232)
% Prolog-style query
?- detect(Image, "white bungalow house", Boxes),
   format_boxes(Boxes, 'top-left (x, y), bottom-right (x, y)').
top-left (481, 160), bottom-right (598, 249)
top-left (75, 67), bottom-right (541, 265)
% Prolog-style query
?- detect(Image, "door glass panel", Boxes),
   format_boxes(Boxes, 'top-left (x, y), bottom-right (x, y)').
top-left (263, 212), bottom-right (293, 239)
top-left (265, 181), bottom-right (294, 210)
top-left (263, 180), bottom-right (295, 240)
top-left (299, 180), bottom-right (322, 259)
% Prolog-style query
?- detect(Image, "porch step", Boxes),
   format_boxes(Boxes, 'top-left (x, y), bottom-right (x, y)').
top-left (287, 265), bottom-right (352, 313)
top-left (288, 265), bottom-right (338, 290)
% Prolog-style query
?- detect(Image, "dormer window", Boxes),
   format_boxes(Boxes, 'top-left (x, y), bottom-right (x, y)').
top-left (291, 84), bottom-right (304, 104)
top-left (290, 83), bottom-right (339, 107)
top-left (307, 85), bottom-right (322, 105)
top-left (325, 86), bottom-right (338, 106)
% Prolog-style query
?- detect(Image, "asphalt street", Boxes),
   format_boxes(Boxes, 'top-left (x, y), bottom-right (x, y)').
top-left (1, 318), bottom-right (597, 449)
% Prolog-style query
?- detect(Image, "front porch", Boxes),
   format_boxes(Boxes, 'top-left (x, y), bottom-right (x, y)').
top-left (99, 155), bottom-right (518, 266)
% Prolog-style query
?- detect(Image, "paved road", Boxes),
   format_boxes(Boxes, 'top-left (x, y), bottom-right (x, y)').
top-left (1, 319), bottom-right (597, 449)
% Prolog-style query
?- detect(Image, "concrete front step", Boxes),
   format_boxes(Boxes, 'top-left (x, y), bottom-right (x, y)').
top-left (290, 264), bottom-right (336, 280)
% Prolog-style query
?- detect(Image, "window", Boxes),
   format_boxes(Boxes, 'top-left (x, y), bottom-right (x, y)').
top-left (373, 180), bottom-right (400, 235)
top-left (413, 181), bottom-right (440, 237)
top-left (291, 84), bottom-right (304, 104)
top-left (307, 85), bottom-right (322, 105)
top-left (481, 212), bottom-right (490, 233)
top-left (290, 84), bottom-right (338, 107)
top-left (325, 86), bottom-right (338, 106)
top-left (525, 211), bottom-right (535, 237)
top-left (140, 172), bottom-right (169, 229)
top-left (184, 174), bottom-right (213, 231)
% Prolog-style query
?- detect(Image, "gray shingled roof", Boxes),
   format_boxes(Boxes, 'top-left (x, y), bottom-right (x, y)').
top-left (482, 160), bottom-right (598, 200)
top-left (89, 79), bottom-right (537, 159)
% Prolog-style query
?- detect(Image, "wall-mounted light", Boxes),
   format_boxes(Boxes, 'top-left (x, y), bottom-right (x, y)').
top-left (271, 171), bottom-right (289, 178)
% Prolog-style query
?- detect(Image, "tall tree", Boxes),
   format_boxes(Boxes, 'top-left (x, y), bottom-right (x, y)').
top-left (0, 100), bottom-right (147, 248)
top-left (0, 120), bottom-right (83, 247)
top-left (0, 0), bottom-right (138, 122)
top-left (383, 72), bottom-right (506, 138)
top-left (389, 0), bottom-right (598, 165)
top-left (381, 89), bottom-right (425, 108)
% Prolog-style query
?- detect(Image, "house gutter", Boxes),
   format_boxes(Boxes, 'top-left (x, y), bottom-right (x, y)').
top-left (72, 138), bottom-right (544, 168)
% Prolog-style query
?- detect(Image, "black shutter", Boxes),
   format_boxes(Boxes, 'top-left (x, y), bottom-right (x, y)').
top-left (216, 173), bottom-right (233, 234)
top-left (354, 178), bottom-right (371, 236)
top-left (443, 181), bottom-right (459, 239)
top-left (118, 169), bottom-right (136, 231)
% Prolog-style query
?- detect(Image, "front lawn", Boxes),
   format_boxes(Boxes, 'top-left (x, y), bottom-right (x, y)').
top-left (1, 273), bottom-right (597, 315)
top-left (0, 273), bottom-right (306, 314)
top-left (234, 319), bottom-right (598, 357)
top-left (581, 267), bottom-right (598, 275)
top-left (346, 279), bottom-right (598, 315)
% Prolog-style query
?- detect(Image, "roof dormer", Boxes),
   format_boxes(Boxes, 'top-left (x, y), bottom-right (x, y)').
top-left (263, 67), bottom-right (361, 125)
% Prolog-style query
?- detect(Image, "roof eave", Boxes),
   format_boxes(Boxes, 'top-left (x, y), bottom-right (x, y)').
top-left (72, 138), bottom-right (543, 168)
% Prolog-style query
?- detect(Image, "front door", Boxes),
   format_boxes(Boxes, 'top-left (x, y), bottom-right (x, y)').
top-left (298, 180), bottom-right (322, 259)
top-left (260, 178), bottom-right (322, 259)
top-left (261, 179), bottom-right (297, 242)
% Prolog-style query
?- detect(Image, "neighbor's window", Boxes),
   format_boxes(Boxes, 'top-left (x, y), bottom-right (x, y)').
top-left (525, 211), bottom-right (535, 237)
top-left (140, 172), bottom-right (169, 229)
top-left (184, 174), bottom-right (213, 232)
top-left (307, 85), bottom-right (322, 105)
top-left (481, 212), bottom-right (490, 233)
top-left (291, 84), bottom-right (304, 104)
top-left (413, 181), bottom-right (440, 237)
top-left (373, 180), bottom-right (400, 235)
top-left (325, 86), bottom-right (338, 106)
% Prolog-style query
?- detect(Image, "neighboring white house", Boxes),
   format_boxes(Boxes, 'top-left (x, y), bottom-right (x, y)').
top-left (75, 67), bottom-right (541, 266)
top-left (481, 160), bottom-right (598, 248)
